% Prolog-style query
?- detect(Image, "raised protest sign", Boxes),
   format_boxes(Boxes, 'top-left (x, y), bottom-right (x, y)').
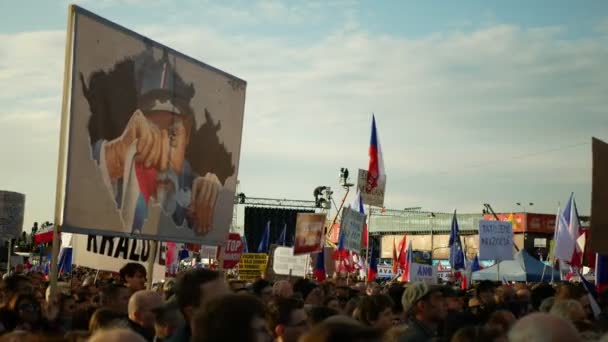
top-left (357, 169), bottom-right (386, 207)
top-left (478, 220), bottom-right (514, 260)
top-left (294, 213), bottom-right (326, 255)
top-left (60, 6), bottom-right (246, 245)
top-left (591, 138), bottom-right (608, 254)
top-left (272, 247), bottom-right (309, 277)
top-left (71, 234), bottom-right (166, 281)
top-left (219, 233), bottom-right (244, 269)
top-left (341, 208), bottom-right (366, 252)
top-left (409, 262), bottom-right (437, 284)
top-left (0, 191), bottom-right (25, 239)
top-left (238, 253), bottom-right (268, 281)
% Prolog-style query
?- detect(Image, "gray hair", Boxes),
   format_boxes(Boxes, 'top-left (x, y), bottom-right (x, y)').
top-left (549, 299), bottom-right (585, 322)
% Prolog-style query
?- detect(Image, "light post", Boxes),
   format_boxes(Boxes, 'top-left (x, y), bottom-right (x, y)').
top-left (516, 202), bottom-right (534, 213)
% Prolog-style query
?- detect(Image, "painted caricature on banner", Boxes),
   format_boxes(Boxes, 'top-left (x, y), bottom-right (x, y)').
top-left (293, 213), bottom-right (327, 255)
top-left (61, 7), bottom-right (246, 245)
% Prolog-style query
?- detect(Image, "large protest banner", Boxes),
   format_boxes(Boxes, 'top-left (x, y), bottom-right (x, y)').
top-left (341, 208), bottom-right (366, 252)
top-left (238, 253), bottom-right (268, 281)
top-left (71, 233), bottom-right (166, 281)
top-left (0, 191), bottom-right (25, 239)
top-left (357, 169), bottom-right (386, 207)
top-left (478, 220), bottom-right (514, 260)
top-left (60, 6), bottom-right (246, 245)
top-left (591, 138), bottom-right (608, 254)
top-left (293, 213), bottom-right (326, 255)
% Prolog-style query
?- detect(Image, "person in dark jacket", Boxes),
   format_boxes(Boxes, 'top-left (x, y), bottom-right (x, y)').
top-left (399, 282), bottom-right (448, 342)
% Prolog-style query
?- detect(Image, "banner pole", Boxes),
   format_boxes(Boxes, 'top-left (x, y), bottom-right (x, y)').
top-left (146, 241), bottom-right (158, 289)
top-left (50, 5), bottom-right (76, 300)
top-left (6, 239), bottom-right (11, 274)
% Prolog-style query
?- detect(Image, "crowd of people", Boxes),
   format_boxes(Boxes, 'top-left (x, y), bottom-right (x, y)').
top-left (0, 262), bottom-right (606, 341)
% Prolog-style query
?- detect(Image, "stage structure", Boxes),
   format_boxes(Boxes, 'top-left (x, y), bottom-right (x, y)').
top-left (236, 194), bottom-right (320, 253)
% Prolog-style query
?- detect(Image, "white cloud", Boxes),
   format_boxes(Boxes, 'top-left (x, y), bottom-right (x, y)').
top-left (2, 7), bottom-right (607, 230)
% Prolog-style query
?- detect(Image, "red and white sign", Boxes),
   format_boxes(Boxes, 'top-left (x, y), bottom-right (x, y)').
top-left (220, 233), bottom-right (244, 269)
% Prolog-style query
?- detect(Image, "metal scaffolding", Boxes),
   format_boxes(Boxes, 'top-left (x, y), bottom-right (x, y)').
top-left (234, 196), bottom-right (318, 210)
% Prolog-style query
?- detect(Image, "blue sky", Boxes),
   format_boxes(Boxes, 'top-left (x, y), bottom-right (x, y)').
top-left (1, 0), bottom-right (607, 230)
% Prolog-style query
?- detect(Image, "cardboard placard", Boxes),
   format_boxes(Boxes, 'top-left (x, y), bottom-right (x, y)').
top-left (340, 208), bottom-right (366, 253)
top-left (591, 138), bottom-right (608, 253)
top-left (0, 191), bottom-right (25, 239)
top-left (409, 263), bottom-right (437, 284)
top-left (238, 253), bottom-right (268, 281)
top-left (272, 247), bottom-right (308, 277)
top-left (220, 233), bottom-right (244, 269)
top-left (356, 169), bottom-right (386, 207)
top-left (478, 220), bottom-right (514, 260)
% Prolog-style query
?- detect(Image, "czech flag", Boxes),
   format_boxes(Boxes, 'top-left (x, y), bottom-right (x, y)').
top-left (366, 115), bottom-right (385, 193)
top-left (367, 246), bottom-right (378, 282)
top-left (314, 248), bottom-right (326, 282)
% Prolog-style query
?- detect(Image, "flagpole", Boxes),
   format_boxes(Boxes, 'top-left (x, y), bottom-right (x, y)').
top-left (367, 205), bottom-right (372, 279)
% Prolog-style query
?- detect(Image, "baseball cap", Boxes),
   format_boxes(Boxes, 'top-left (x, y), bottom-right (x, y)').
top-left (401, 282), bottom-right (443, 313)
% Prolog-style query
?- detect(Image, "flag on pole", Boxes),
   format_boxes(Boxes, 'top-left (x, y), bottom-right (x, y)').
top-left (333, 230), bottom-right (349, 261)
top-left (242, 235), bottom-right (249, 254)
top-left (397, 235), bottom-right (407, 271)
top-left (257, 221), bottom-right (271, 253)
top-left (449, 210), bottom-right (465, 271)
top-left (391, 237), bottom-right (398, 274)
top-left (596, 254), bottom-right (608, 294)
top-left (367, 246), bottom-right (378, 282)
top-left (400, 240), bottom-right (413, 282)
top-left (313, 247), bottom-right (326, 282)
top-left (554, 194), bottom-right (581, 264)
top-left (579, 269), bottom-right (602, 319)
top-left (365, 115), bottom-right (385, 193)
top-left (277, 224), bottom-right (287, 246)
top-left (471, 255), bottom-right (482, 272)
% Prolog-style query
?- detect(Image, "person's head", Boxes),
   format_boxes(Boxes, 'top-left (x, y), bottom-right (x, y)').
top-left (89, 308), bottom-right (126, 333)
top-left (100, 284), bottom-right (131, 315)
top-left (192, 294), bottom-right (271, 342)
top-left (8, 293), bottom-right (41, 325)
top-left (88, 328), bottom-right (147, 342)
top-left (357, 295), bottom-right (394, 332)
top-left (549, 299), bottom-right (586, 322)
top-left (495, 285), bottom-right (516, 305)
top-left (252, 279), bottom-right (273, 302)
top-left (267, 297), bottom-right (308, 342)
top-left (119, 263), bottom-right (147, 291)
top-left (401, 282), bottom-right (447, 324)
top-left (531, 283), bottom-right (556, 311)
top-left (58, 293), bottom-right (78, 318)
top-left (517, 288), bottom-right (531, 303)
top-left (344, 297), bottom-right (360, 317)
top-left (486, 310), bottom-right (516, 335)
top-left (476, 281), bottom-right (496, 306)
top-left (555, 283), bottom-right (580, 303)
top-left (299, 316), bottom-right (382, 342)
top-left (174, 269), bottom-right (228, 321)
top-left (539, 297), bottom-right (555, 313)
top-left (365, 282), bottom-right (380, 296)
top-left (273, 280), bottom-right (294, 299)
top-left (578, 294), bottom-right (594, 320)
top-left (324, 297), bottom-right (341, 312)
top-left (162, 278), bottom-right (176, 300)
top-left (153, 306), bottom-right (184, 340)
top-left (508, 313), bottom-right (581, 342)
top-left (443, 287), bottom-right (465, 312)
top-left (0, 275), bottom-right (33, 304)
top-left (293, 279), bottom-right (323, 306)
top-left (128, 290), bottom-right (164, 330)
